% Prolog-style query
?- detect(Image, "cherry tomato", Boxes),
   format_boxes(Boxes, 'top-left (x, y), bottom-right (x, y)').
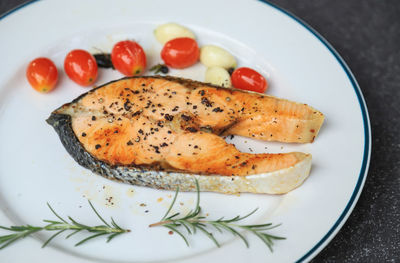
top-left (231, 67), bottom-right (268, 93)
top-left (64, 49), bottom-right (98, 86)
top-left (111, 40), bottom-right (147, 76)
top-left (26, 57), bottom-right (58, 93)
top-left (161, 37), bottom-right (199, 69)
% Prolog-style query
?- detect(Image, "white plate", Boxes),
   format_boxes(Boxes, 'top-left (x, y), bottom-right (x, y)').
top-left (0, 0), bottom-right (371, 262)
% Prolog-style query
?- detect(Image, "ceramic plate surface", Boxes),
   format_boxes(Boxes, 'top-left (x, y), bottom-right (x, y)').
top-left (0, 0), bottom-right (370, 262)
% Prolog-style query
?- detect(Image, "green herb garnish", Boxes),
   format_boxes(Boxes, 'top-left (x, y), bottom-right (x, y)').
top-left (0, 201), bottom-right (129, 249)
top-left (149, 64), bottom-right (169, 74)
top-left (149, 180), bottom-right (285, 251)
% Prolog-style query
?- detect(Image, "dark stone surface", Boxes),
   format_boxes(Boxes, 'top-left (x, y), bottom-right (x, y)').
top-left (263, 2), bottom-right (400, 262)
top-left (1, 0), bottom-right (399, 262)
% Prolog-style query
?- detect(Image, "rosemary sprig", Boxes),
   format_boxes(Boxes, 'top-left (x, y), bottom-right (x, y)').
top-left (0, 201), bottom-right (129, 249)
top-left (149, 180), bottom-right (285, 251)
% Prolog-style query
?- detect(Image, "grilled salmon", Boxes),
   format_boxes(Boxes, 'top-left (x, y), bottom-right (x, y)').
top-left (47, 76), bottom-right (324, 194)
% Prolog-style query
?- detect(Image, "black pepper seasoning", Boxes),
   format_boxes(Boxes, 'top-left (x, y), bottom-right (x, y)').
top-left (164, 114), bottom-right (174, 121)
top-left (185, 127), bottom-right (198, 133)
top-left (212, 107), bottom-right (223, 112)
top-left (181, 114), bottom-right (191, 121)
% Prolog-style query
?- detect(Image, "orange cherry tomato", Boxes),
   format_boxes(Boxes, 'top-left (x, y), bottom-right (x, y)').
top-left (64, 49), bottom-right (98, 86)
top-left (111, 40), bottom-right (147, 76)
top-left (26, 57), bottom-right (58, 93)
top-left (231, 67), bottom-right (268, 93)
top-left (161, 37), bottom-right (199, 69)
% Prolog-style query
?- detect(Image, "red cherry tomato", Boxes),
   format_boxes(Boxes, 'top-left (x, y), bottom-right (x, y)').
top-left (26, 57), bottom-right (58, 93)
top-left (161, 37), bottom-right (199, 69)
top-left (111, 40), bottom-right (147, 76)
top-left (231, 67), bottom-right (268, 93)
top-left (64, 49), bottom-right (98, 86)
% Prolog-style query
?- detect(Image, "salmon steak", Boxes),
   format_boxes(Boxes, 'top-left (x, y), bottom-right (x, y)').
top-left (47, 76), bottom-right (324, 194)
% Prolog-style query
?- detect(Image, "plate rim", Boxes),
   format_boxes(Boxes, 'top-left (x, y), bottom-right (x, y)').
top-left (0, 1), bottom-right (372, 262)
top-left (258, 1), bottom-right (371, 262)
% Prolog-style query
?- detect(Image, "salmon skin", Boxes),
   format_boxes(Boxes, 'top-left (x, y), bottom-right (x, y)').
top-left (47, 76), bottom-right (324, 194)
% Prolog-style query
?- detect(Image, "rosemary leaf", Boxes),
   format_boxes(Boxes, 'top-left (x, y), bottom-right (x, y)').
top-left (42, 229), bottom-right (67, 248)
top-left (162, 186), bottom-right (179, 220)
top-left (0, 226), bottom-right (14, 231)
top-left (106, 232), bottom-right (121, 243)
top-left (65, 229), bottom-right (82, 239)
top-left (196, 224), bottom-right (220, 248)
top-left (47, 203), bottom-right (68, 223)
top-left (89, 200), bottom-right (111, 227)
top-left (74, 232), bottom-right (108, 247)
top-left (165, 225), bottom-right (189, 247)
